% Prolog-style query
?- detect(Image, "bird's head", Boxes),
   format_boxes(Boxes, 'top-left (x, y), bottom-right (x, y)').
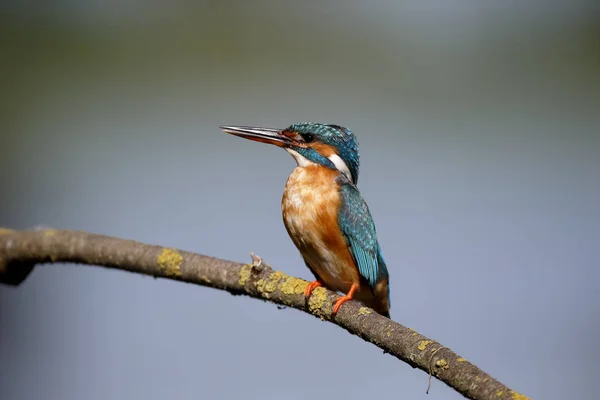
top-left (220, 122), bottom-right (360, 183)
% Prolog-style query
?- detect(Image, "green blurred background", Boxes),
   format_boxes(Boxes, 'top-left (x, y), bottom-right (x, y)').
top-left (1, 2), bottom-right (599, 399)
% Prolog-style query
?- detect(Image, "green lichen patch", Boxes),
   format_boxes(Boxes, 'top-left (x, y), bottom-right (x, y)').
top-left (510, 391), bottom-right (530, 400)
top-left (255, 271), bottom-right (285, 298)
top-left (435, 359), bottom-right (449, 370)
top-left (157, 248), bottom-right (183, 277)
top-left (417, 340), bottom-right (433, 351)
top-left (280, 276), bottom-right (306, 296)
top-left (358, 307), bottom-right (372, 315)
top-left (307, 287), bottom-right (329, 314)
top-left (43, 229), bottom-right (57, 237)
top-left (456, 357), bottom-right (467, 363)
top-left (238, 264), bottom-right (251, 286)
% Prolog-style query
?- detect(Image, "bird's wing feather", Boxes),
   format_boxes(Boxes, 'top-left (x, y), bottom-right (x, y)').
top-left (338, 181), bottom-right (388, 288)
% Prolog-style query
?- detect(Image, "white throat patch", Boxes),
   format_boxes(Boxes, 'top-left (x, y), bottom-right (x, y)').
top-left (328, 154), bottom-right (353, 181)
top-left (285, 148), bottom-right (315, 167)
top-left (286, 148), bottom-right (353, 181)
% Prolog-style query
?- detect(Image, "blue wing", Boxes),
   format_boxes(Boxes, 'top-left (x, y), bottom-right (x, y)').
top-left (338, 181), bottom-right (389, 289)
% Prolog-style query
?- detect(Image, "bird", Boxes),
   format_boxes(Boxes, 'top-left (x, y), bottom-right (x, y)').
top-left (220, 123), bottom-right (390, 318)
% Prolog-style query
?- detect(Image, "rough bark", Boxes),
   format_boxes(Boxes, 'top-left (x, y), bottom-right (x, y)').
top-left (0, 228), bottom-right (529, 400)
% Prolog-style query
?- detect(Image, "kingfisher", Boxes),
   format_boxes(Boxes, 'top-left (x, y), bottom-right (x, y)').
top-left (220, 123), bottom-right (390, 318)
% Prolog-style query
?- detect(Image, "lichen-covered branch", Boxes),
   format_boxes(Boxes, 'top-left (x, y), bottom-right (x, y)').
top-left (0, 228), bottom-right (528, 400)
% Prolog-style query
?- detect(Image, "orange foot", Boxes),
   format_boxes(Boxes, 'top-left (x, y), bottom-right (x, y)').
top-left (332, 284), bottom-right (358, 315)
top-left (304, 280), bottom-right (323, 298)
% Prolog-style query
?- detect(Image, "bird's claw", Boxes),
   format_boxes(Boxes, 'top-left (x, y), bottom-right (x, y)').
top-left (331, 283), bottom-right (359, 316)
top-left (304, 280), bottom-right (323, 298)
top-left (332, 296), bottom-right (351, 315)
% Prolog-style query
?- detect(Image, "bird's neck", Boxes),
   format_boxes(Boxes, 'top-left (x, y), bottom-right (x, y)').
top-left (285, 148), bottom-right (352, 182)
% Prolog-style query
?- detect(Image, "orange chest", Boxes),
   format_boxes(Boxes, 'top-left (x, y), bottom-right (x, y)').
top-left (281, 165), bottom-right (358, 289)
top-left (281, 166), bottom-right (340, 232)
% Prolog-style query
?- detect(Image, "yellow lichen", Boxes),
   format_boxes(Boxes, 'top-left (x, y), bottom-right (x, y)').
top-left (358, 307), bottom-right (372, 315)
top-left (266, 271), bottom-right (284, 292)
top-left (457, 357), bottom-right (467, 362)
top-left (280, 276), bottom-right (306, 295)
top-left (386, 331), bottom-right (391, 337)
top-left (510, 391), bottom-right (530, 400)
top-left (43, 229), bottom-right (57, 237)
top-left (496, 391), bottom-right (504, 397)
top-left (307, 287), bottom-right (328, 313)
top-left (157, 248), bottom-right (182, 277)
top-left (255, 271), bottom-right (284, 298)
top-left (201, 275), bottom-right (211, 283)
top-left (0, 228), bottom-right (14, 235)
top-left (238, 264), bottom-right (251, 286)
top-left (418, 340), bottom-right (433, 351)
top-left (435, 359), bottom-right (449, 369)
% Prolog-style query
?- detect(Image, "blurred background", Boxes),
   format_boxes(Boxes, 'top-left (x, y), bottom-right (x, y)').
top-left (1, 1), bottom-right (599, 399)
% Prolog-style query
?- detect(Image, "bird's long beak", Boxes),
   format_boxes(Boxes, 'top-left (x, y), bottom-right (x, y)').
top-left (220, 125), bottom-right (292, 147)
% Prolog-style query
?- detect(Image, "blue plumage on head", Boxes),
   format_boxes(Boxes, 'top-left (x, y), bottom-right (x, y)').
top-left (287, 122), bottom-right (360, 184)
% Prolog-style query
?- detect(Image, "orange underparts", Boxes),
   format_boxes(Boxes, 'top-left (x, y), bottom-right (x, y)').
top-left (332, 283), bottom-right (358, 315)
top-left (304, 280), bottom-right (323, 297)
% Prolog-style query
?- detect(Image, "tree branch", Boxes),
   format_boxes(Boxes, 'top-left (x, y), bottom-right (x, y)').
top-left (0, 228), bottom-right (528, 400)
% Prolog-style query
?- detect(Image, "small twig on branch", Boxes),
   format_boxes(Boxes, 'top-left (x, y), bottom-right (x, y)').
top-left (0, 228), bottom-right (529, 400)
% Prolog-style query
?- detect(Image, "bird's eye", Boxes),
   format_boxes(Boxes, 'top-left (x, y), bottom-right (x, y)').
top-left (303, 133), bottom-right (315, 143)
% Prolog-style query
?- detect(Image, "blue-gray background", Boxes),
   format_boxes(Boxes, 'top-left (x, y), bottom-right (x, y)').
top-left (1, 2), bottom-right (599, 399)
